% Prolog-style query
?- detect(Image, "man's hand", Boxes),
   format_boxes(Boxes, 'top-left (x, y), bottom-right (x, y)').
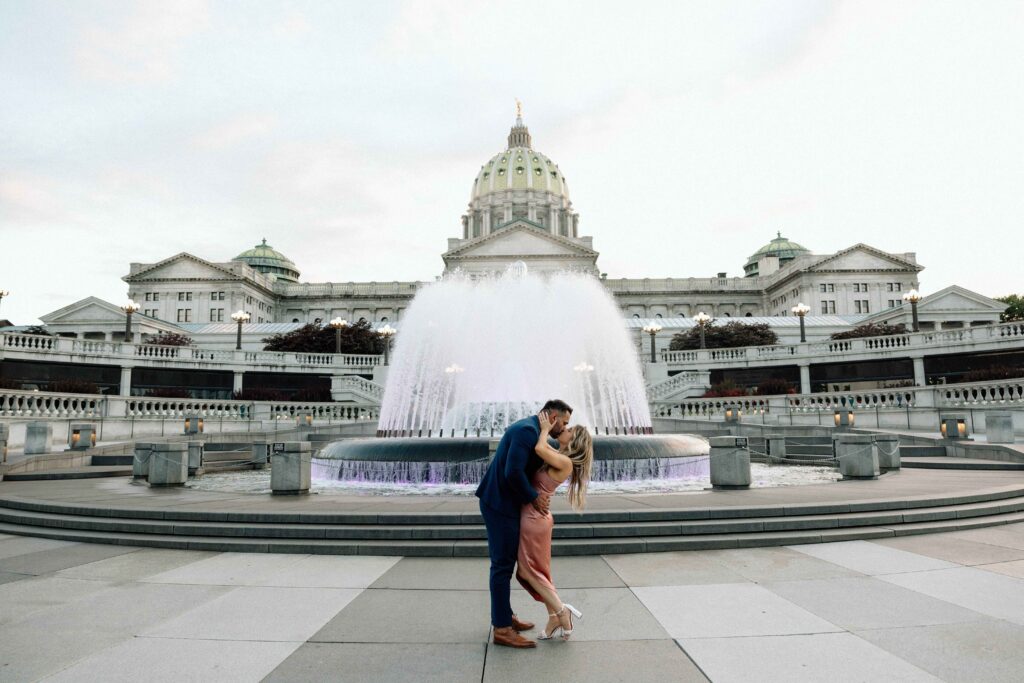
top-left (531, 496), bottom-right (550, 516)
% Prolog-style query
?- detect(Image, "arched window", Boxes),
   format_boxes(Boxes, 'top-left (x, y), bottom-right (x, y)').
top-left (380, 317), bottom-right (388, 323)
top-left (745, 312), bottom-right (753, 317)
top-left (655, 313), bottom-right (663, 318)
top-left (632, 313), bottom-right (640, 319)
top-left (292, 318), bottom-right (299, 323)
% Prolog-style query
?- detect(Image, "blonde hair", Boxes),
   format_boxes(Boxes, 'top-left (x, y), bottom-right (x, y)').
top-left (563, 426), bottom-right (594, 511)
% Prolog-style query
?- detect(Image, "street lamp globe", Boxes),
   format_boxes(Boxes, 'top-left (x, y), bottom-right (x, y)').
top-left (902, 289), bottom-right (922, 304)
top-left (903, 289), bottom-right (923, 332)
top-left (693, 312), bottom-right (711, 326)
top-left (791, 302), bottom-right (811, 343)
top-left (230, 310), bottom-right (250, 324)
top-left (379, 324), bottom-right (397, 365)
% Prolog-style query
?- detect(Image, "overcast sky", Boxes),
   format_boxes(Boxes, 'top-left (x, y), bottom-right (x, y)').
top-left (1, 0), bottom-right (1022, 324)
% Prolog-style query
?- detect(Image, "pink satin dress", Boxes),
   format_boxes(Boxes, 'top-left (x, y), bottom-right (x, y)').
top-left (516, 467), bottom-right (562, 602)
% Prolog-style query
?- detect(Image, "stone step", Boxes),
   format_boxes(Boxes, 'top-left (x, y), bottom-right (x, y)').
top-left (901, 458), bottom-right (1024, 471)
top-left (2, 466), bottom-right (132, 481)
top-left (90, 455), bottom-right (134, 466)
top-left (900, 445), bottom-right (948, 457)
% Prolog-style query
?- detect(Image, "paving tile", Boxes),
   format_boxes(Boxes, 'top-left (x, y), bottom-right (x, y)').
top-left (485, 639), bottom-right (708, 682)
top-left (0, 542), bottom-right (139, 575)
top-left (254, 554), bottom-right (401, 588)
top-left (0, 576), bottom-right (116, 626)
top-left (371, 555), bottom-right (623, 590)
top-left (42, 637), bottom-right (303, 683)
top-left (603, 551), bottom-right (748, 586)
top-left (704, 546), bottom-right (865, 582)
top-left (764, 576), bottom-right (987, 630)
top-left (947, 526), bottom-right (1024, 551)
top-left (143, 585), bottom-right (360, 641)
top-left (141, 550), bottom-right (308, 585)
top-left (266, 642), bottom-right (484, 683)
top-left (0, 569), bottom-right (32, 585)
top-left (855, 619), bottom-right (1024, 682)
top-left (881, 566), bottom-right (1024, 626)
top-left (56, 548), bottom-right (217, 582)
top-left (311, 589), bottom-right (491, 643)
top-left (679, 633), bottom-right (939, 683)
top-left (872, 534), bottom-right (1024, 565)
top-left (788, 540), bottom-right (958, 575)
top-left (514, 587), bottom-right (670, 642)
top-left (0, 583), bottom-right (228, 681)
top-left (634, 583), bottom-right (842, 638)
top-left (976, 558), bottom-right (1024, 579)
top-left (0, 536), bottom-right (76, 560)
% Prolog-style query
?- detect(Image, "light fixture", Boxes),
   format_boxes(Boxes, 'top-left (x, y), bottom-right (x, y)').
top-left (641, 322), bottom-right (662, 363)
top-left (791, 302), bottom-right (811, 343)
top-left (940, 417), bottom-right (969, 439)
top-left (834, 410), bottom-right (855, 428)
top-left (903, 289), bottom-right (922, 332)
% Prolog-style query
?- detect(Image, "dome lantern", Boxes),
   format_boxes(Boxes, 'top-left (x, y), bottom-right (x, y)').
top-left (233, 239), bottom-right (301, 283)
top-left (743, 231), bottom-right (809, 277)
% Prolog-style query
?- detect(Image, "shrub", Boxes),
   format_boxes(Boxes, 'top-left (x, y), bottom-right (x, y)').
top-left (960, 366), bottom-right (1024, 383)
top-left (670, 321), bottom-right (778, 350)
top-left (290, 387), bottom-right (333, 402)
top-left (996, 294), bottom-right (1024, 323)
top-left (0, 378), bottom-right (23, 390)
top-left (830, 323), bottom-right (907, 340)
top-left (22, 325), bottom-right (50, 336)
top-left (262, 320), bottom-right (385, 354)
top-left (145, 332), bottom-right (193, 347)
top-left (144, 387), bottom-right (192, 398)
top-left (48, 379), bottom-right (100, 394)
top-left (754, 377), bottom-right (796, 396)
top-left (701, 379), bottom-right (748, 398)
top-left (232, 388), bottom-right (288, 401)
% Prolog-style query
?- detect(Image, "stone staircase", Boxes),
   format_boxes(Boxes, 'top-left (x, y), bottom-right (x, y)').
top-left (2, 485), bottom-right (1024, 556)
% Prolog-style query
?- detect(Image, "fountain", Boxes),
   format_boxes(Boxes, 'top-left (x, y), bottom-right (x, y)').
top-left (314, 264), bottom-right (711, 487)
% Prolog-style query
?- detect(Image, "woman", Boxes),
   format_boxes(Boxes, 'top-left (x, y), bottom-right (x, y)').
top-left (515, 410), bottom-right (594, 641)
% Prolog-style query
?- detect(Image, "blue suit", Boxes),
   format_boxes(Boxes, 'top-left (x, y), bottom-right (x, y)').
top-left (476, 415), bottom-right (544, 628)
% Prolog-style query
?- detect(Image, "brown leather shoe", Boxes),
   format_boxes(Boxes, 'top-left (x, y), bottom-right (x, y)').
top-left (493, 626), bottom-right (537, 648)
top-left (510, 614), bottom-right (535, 632)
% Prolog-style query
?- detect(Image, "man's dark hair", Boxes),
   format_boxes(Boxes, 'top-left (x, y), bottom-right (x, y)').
top-left (542, 399), bottom-right (573, 414)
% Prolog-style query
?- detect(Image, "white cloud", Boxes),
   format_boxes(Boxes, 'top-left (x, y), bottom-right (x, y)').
top-left (190, 113), bottom-right (278, 151)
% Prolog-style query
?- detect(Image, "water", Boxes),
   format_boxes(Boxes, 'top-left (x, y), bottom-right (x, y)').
top-left (377, 265), bottom-right (651, 435)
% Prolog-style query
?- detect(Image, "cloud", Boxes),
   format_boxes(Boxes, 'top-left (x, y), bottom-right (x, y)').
top-left (191, 113), bottom-right (278, 151)
top-left (74, 0), bottom-right (210, 84)
top-left (0, 173), bottom-right (70, 224)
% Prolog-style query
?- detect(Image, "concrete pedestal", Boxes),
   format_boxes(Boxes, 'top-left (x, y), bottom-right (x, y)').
top-left (873, 434), bottom-right (901, 471)
top-left (709, 436), bottom-right (751, 489)
top-left (68, 423), bottom-right (96, 451)
top-left (836, 434), bottom-right (879, 480)
top-left (271, 442), bottom-right (311, 495)
top-left (149, 443), bottom-right (188, 487)
top-left (0, 424), bottom-right (8, 463)
top-left (132, 442), bottom-right (154, 479)
top-left (24, 422), bottom-right (53, 455)
top-left (251, 441), bottom-right (270, 469)
top-left (187, 441), bottom-right (205, 475)
top-left (766, 435), bottom-right (786, 460)
top-left (986, 412), bottom-right (1015, 444)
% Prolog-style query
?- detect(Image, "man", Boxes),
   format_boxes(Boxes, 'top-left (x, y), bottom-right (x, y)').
top-left (476, 399), bottom-right (573, 648)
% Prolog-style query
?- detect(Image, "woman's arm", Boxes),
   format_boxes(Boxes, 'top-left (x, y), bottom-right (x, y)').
top-left (535, 412), bottom-right (572, 473)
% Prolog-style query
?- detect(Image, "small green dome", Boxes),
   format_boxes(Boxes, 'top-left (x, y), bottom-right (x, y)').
top-left (744, 232), bottom-right (809, 277)
top-left (233, 239), bottom-right (300, 283)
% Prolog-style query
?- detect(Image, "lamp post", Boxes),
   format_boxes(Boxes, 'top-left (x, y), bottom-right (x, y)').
top-left (379, 324), bottom-right (396, 365)
top-left (693, 311), bottom-right (712, 349)
top-left (231, 310), bottom-right (250, 350)
top-left (641, 322), bottom-right (662, 363)
top-left (791, 302), bottom-right (811, 343)
top-left (903, 289), bottom-right (922, 332)
top-left (329, 317), bottom-right (348, 354)
top-left (121, 300), bottom-right (140, 343)
top-left (0, 290), bottom-right (8, 318)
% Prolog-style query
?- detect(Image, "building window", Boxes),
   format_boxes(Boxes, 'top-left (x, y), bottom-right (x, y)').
top-left (211, 291), bottom-right (225, 300)
top-left (887, 282), bottom-right (902, 292)
top-left (152, 293), bottom-right (159, 301)
top-left (176, 309), bottom-right (192, 322)
top-left (144, 293), bottom-right (151, 301)
top-left (821, 301), bottom-right (836, 314)
top-left (820, 283), bottom-right (834, 293)
top-left (210, 309), bottom-right (224, 322)
top-left (854, 300), bottom-right (871, 314)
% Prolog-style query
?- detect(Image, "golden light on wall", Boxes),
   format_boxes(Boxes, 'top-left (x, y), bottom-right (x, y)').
top-left (940, 417), bottom-right (969, 439)
top-left (184, 416), bottom-right (205, 434)
top-left (834, 410), bottom-right (855, 428)
top-left (724, 406), bottom-right (742, 423)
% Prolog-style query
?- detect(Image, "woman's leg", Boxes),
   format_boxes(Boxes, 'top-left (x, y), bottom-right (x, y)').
top-left (517, 570), bottom-right (564, 634)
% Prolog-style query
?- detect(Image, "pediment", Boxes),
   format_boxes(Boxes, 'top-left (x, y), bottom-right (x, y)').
top-left (919, 286), bottom-right (1005, 312)
top-left (40, 297), bottom-right (127, 323)
top-left (125, 253), bottom-right (239, 282)
top-left (444, 223), bottom-right (597, 259)
top-left (809, 244), bottom-right (919, 272)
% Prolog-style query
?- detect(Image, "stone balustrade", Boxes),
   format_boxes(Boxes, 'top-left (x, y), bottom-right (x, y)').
top-left (646, 371), bottom-right (709, 400)
top-left (938, 380), bottom-right (1024, 407)
top-left (0, 390), bottom-right (105, 419)
top-left (651, 396), bottom-right (772, 419)
top-left (332, 375), bottom-right (385, 400)
top-left (659, 321), bottom-right (1024, 370)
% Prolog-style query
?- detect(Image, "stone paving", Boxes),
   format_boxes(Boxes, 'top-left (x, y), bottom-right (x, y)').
top-left (2, 525), bottom-right (1024, 681)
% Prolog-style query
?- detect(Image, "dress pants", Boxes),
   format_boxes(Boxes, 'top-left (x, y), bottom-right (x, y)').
top-left (480, 499), bottom-right (520, 628)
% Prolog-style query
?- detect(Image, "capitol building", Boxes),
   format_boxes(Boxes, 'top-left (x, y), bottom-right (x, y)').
top-left (27, 113), bottom-right (1005, 344)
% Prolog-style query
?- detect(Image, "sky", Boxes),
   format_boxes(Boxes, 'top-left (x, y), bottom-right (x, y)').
top-left (1, 0), bottom-right (1022, 324)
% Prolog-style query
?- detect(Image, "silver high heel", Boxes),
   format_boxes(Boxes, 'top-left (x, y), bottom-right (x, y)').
top-left (560, 603), bottom-right (582, 640)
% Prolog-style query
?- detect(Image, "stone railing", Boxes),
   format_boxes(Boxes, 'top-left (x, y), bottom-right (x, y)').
top-left (650, 396), bottom-right (772, 419)
top-left (659, 321), bottom-right (1024, 369)
top-left (268, 402), bottom-right (380, 421)
top-left (647, 371), bottom-right (709, 400)
top-left (786, 389), bottom-right (915, 413)
top-left (0, 332), bottom-right (382, 373)
top-left (937, 379), bottom-right (1024, 407)
top-left (124, 397), bottom-right (254, 420)
top-left (0, 389), bottom-right (105, 419)
top-left (333, 375), bottom-right (385, 400)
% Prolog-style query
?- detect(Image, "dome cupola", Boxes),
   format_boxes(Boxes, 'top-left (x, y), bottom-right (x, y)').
top-left (233, 239), bottom-right (301, 283)
top-left (744, 232), bottom-right (810, 277)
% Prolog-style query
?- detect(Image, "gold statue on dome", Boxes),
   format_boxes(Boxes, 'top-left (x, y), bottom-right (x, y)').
top-left (515, 98), bottom-right (523, 119)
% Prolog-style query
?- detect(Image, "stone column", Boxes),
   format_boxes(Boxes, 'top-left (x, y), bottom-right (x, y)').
top-left (709, 436), bottom-right (751, 489)
top-left (798, 364), bottom-right (811, 394)
top-left (271, 442), bottom-right (312, 495)
top-left (233, 371), bottom-right (244, 394)
top-left (119, 366), bottom-right (133, 397)
top-left (912, 356), bottom-right (926, 386)
top-left (24, 422), bottom-right (53, 455)
top-left (0, 424), bottom-right (8, 463)
top-left (148, 443), bottom-right (188, 487)
top-left (873, 434), bottom-right (900, 471)
top-left (133, 442), bottom-right (154, 479)
top-left (985, 412), bottom-right (1015, 444)
top-left (766, 434), bottom-right (786, 461)
top-left (187, 441), bottom-right (205, 475)
top-left (835, 434), bottom-right (879, 480)
top-left (251, 441), bottom-right (270, 469)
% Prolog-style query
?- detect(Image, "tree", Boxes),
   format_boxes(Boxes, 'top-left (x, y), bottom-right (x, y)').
top-left (22, 325), bottom-right (50, 336)
top-left (830, 323), bottom-right (907, 340)
top-left (262, 320), bottom-right (385, 354)
top-left (996, 295), bottom-right (1024, 323)
top-left (669, 321), bottom-right (778, 350)
top-left (144, 332), bottom-right (193, 347)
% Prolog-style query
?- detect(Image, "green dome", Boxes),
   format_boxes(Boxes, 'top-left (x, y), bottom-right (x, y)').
top-left (744, 232), bottom-right (809, 277)
top-left (471, 147), bottom-right (568, 202)
top-left (233, 239), bottom-right (300, 283)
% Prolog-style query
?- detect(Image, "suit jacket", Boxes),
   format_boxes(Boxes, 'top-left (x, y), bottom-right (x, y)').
top-left (476, 415), bottom-right (544, 518)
